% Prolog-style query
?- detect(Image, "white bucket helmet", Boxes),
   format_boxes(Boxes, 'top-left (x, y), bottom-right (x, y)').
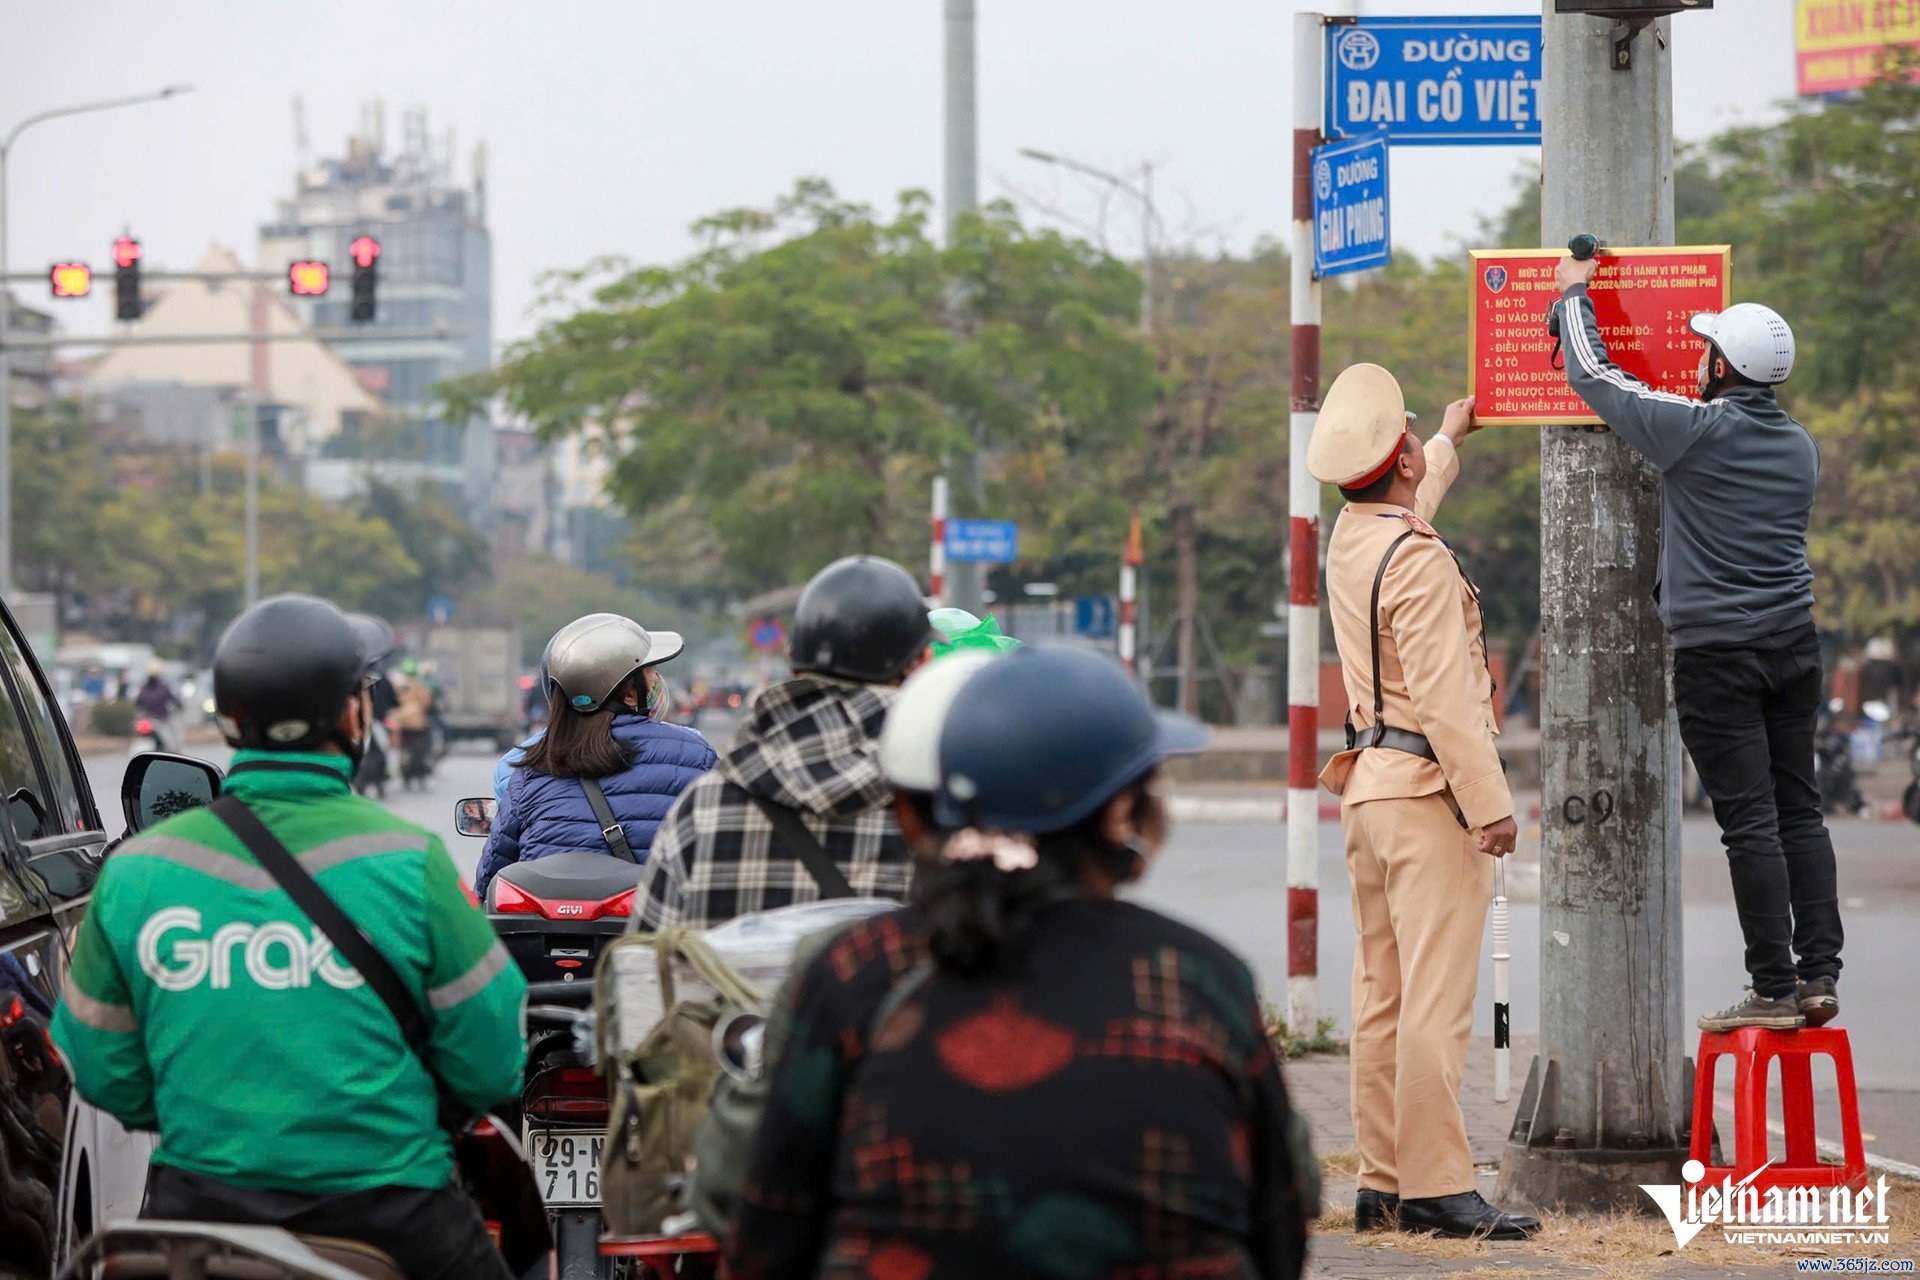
top-left (545, 613), bottom-right (684, 714)
top-left (878, 652), bottom-right (997, 794)
top-left (1688, 304), bottom-right (1795, 386)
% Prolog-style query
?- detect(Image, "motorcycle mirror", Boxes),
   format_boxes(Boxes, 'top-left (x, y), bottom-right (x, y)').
top-left (454, 797), bottom-right (497, 838)
top-left (1863, 700), bottom-right (1893, 724)
top-left (712, 1010), bottom-right (767, 1085)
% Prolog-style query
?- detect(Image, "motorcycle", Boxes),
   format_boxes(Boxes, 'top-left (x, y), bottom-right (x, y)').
top-left (455, 798), bottom-right (648, 1280)
top-left (1884, 722), bottom-right (1920, 826)
top-left (1814, 699), bottom-right (1871, 819)
top-left (396, 724), bottom-right (436, 790)
top-left (128, 715), bottom-right (177, 756)
top-left (355, 722), bottom-right (393, 799)
top-left (59, 1115), bottom-right (554, 1280)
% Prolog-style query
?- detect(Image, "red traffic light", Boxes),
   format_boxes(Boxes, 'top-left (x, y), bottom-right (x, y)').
top-left (288, 260), bottom-right (330, 296)
top-left (49, 263), bottom-right (92, 298)
top-left (349, 236), bottom-right (381, 269)
top-left (112, 237), bottom-right (142, 270)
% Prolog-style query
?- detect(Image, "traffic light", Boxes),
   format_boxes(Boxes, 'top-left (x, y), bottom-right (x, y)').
top-left (348, 235), bottom-right (380, 323)
top-left (49, 263), bottom-right (92, 299)
top-left (112, 237), bottom-right (143, 321)
top-left (288, 260), bottom-right (330, 297)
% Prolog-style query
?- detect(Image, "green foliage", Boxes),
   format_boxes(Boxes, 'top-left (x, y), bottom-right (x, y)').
top-left (1802, 392), bottom-right (1920, 641)
top-left (465, 555), bottom-right (705, 666)
top-left (1685, 54), bottom-right (1920, 402)
top-left (454, 180), bottom-right (1154, 593)
top-left (87, 699), bottom-right (135, 737)
top-left (354, 480), bottom-right (493, 619)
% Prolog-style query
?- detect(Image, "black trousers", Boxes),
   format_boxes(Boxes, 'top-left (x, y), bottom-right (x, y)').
top-left (145, 1164), bottom-right (513, 1280)
top-left (1672, 623), bottom-right (1844, 998)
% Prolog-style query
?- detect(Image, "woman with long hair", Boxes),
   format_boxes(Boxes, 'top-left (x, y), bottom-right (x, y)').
top-left (475, 613), bottom-right (716, 900)
top-left (725, 644), bottom-right (1315, 1280)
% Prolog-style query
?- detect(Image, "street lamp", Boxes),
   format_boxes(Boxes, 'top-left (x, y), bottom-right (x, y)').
top-left (0, 84), bottom-right (195, 597)
top-left (1018, 146), bottom-right (1163, 334)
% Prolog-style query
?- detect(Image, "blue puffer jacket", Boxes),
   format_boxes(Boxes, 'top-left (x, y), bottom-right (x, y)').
top-left (475, 714), bottom-right (717, 898)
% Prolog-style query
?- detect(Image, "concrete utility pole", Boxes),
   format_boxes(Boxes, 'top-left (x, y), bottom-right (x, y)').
top-left (1496, 3), bottom-right (1689, 1212)
top-left (943, 0), bottom-right (985, 615)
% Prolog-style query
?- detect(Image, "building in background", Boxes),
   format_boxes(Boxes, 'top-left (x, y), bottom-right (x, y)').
top-left (87, 245), bottom-right (380, 473)
top-left (259, 103), bottom-right (496, 511)
top-left (2, 293), bottom-right (57, 409)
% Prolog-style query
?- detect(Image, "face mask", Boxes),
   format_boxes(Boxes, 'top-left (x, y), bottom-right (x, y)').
top-left (645, 674), bottom-right (667, 718)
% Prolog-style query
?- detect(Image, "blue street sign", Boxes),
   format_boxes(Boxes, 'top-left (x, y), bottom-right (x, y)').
top-left (1074, 596), bottom-right (1117, 642)
top-left (748, 616), bottom-right (787, 654)
top-left (945, 519), bottom-right (1019, 564)
top-left (1312, 134), bottom-right (1391, 278)
top-left (427, 594), bottom-right (456, 625)
top-left (1325, 16), bottom-right (1543, 146)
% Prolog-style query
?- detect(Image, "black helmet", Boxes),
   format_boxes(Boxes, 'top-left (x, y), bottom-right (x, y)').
top-left (345, 612), bottom-right (398, 681)
top-left (214, 595), bottom-right (371, 751)
top-left (789, 556), bottom-right (933, 683)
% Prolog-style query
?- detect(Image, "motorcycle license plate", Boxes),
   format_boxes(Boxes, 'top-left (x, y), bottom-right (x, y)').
top-left (527, 1128), bottom-right (605, 1206)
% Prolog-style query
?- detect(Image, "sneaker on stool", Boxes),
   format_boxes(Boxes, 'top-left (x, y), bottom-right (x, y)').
top-left (1796, 977), bottom-right (1838, 1028)
top-left (1354, 1188), bottom-right (1399, 1232)
top-left (1397, 1190), bottom-right (1541, 1240)
top-left (1697, 988), bottom-right (1805, 1033)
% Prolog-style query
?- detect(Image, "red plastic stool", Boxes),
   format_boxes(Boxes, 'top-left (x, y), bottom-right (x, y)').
top-left (1690, 1026), bottom-right (1867, 1193)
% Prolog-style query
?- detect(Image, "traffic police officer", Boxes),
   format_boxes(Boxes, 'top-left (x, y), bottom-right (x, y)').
top-left (1309, 364), bottom-right (1540, 1240)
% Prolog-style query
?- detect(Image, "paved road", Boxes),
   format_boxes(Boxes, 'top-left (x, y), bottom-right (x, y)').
top-left (83, 740), bottom-right (1920, 1161)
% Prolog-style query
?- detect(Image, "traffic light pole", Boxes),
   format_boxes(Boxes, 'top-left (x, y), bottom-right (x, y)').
top-left (1495, 3), bottom-right (1689, 1212)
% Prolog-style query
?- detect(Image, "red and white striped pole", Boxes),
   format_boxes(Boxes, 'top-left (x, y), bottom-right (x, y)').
top-left (1286, 10), bottom-right (1326, 1035)
top-left (1119, 511), bottom-right (1143, 676)
top-left (929, 475), bottom-right (950, 606)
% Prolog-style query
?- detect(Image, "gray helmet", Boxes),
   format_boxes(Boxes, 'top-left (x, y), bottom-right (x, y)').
top-left (546, 613), bottom-right (685, 714)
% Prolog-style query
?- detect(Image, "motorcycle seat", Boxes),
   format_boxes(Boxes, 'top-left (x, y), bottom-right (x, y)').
top-left (297, 1236), bottom-right (409, 1280)
top-left (494, 850), bottom-right (646, 903)
top-left (100, 1235), bottom-right (405, 1279)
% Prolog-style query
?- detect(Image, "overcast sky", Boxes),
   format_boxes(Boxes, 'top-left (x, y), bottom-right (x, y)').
top-left (4, 1), bottom-right (1800, 349)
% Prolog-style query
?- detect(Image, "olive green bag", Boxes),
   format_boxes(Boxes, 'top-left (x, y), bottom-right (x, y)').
top-left (594, 927), bottom-right (763, 1236)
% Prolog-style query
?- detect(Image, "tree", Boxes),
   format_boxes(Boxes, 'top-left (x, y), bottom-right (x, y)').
top-left (355, 480), bottom-right (492, 619)
top-left (1687, 55), bottom-right (1920, 402)
top-left (1801, 392), bottom-right (1920, 676)
top-left (452, 180), bottom-right (1155, 593)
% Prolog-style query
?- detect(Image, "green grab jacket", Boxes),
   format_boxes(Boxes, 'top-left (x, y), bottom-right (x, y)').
top-left (51, 751), bottom-right (528, 1194)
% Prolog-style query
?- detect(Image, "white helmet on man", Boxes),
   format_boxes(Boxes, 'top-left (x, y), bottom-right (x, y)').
top-left (1688, 304), bottom-right (1795, 386)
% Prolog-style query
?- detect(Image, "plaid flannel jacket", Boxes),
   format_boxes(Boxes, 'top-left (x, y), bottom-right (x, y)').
top-left (631, 675), bottom-right (909, 930)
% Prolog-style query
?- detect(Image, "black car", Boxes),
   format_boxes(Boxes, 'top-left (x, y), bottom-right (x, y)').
top-left (0, 595), bottom-right (122, 1276)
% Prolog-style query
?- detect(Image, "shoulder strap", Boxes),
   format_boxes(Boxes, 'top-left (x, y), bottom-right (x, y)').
top-left (208, 796), bottom-right (465, 1129)
top-left (580, 776), bottom-right (638, 863)
top-left (747, 792), bottom-right (855, 899)
top-left (1366, 530), bottom-right (1419, 748)
top-left (865, 959), bottom-right (935, 1045)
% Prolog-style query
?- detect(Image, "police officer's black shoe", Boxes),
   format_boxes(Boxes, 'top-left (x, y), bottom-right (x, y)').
top-left (1354, 1188), bottom-right (1399, 1232)
top-left (1797, 977), bottom-right (1839, 1028)
top-left (1397, 1190), bottom-right (1541, 1240)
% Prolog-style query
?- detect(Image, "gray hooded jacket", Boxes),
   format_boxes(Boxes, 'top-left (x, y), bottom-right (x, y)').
top-left (1560, 283), bottom-right (1817, 648)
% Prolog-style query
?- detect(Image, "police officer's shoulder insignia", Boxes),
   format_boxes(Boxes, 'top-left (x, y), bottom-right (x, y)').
top-left (1398, 512), bottom-right (1441, 540)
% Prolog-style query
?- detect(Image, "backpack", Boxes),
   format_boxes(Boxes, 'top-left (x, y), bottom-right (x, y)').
top-left (594, 926), bottom-right (762, 1236)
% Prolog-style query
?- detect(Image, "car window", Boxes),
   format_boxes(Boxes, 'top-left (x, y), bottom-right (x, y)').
top-left (0, 621), bottom-right (88, 838)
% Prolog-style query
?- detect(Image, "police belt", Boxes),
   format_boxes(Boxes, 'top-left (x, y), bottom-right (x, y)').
top-left (1345, 721), bottom-right (1440, 763)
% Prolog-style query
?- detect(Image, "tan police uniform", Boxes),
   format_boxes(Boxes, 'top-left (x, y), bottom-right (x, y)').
top-left (1310, 363), bottom-right (1513, 1203)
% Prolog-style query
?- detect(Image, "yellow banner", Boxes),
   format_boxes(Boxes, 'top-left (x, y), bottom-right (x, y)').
top-left (1796, 0), bottom-right (1920, 55)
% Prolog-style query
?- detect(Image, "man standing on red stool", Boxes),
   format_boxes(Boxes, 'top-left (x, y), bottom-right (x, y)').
top-left (1554, 253), bottom-right (1843, 1034)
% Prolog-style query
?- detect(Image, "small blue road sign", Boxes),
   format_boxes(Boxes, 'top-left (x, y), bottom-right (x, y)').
top-left (945, 519), bottom-right (1019, 564)
top-left (1075, 596), bottom-right (1118, 641)
top-left (1312, 133), bottom-right (1392, 278)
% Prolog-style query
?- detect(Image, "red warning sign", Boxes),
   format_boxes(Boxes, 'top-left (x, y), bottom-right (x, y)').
top-left (1468, 246), bottom-right (1731, 426)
